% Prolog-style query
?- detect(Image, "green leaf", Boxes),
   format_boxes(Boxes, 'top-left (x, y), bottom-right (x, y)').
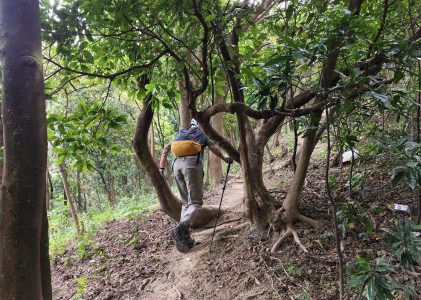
top-left (145, 83), bottom-right (155, 93)
top-left (83, 50), bottom-right (94, 63)
top-left (114, 115), bottom-right (127, 123)
top-left (407, 171), bottom-right (417, 190)
top-left (367, 92), bottom-right (390, 104)
top-left (391, 167), bottom-right (406, 185)
top-left (393, 69), bottom-right (404, 83)
top-left (109, 121), bottom-right (122, 129)
top-left (204, 14), bottom-right (215, 23)
top-left (53, 148), bottom-right (67, 155)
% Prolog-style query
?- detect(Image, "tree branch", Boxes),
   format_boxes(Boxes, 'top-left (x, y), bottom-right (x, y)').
top-left (43, 50), bottom-right (168, 79)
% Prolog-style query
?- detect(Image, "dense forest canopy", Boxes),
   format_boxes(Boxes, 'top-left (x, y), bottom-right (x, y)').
top-left (0, 0), bottom-right (420, 299)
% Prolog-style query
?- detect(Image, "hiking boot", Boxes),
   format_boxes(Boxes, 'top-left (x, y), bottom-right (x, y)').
top-left (170, 222), bottom-right (195, 253)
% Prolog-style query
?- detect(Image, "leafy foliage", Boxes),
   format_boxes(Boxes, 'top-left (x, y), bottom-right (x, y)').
top-left (49, 194), bottom-right (157, 258)
top-left (347, 255), bottom-right (414, 300)
top-left (48, 100), bottom-right (127, 171)
top-left (383, 220), bottom-right (421, 270)
top-left (389, 136), bottom-right (421, 190)
top-left (337, 201), bottom-right (374, 239)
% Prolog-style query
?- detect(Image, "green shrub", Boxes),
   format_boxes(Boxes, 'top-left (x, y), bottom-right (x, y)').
top-left (76, 276), bottom-right (88, 294)
top-left (347, 255), bottom-right (414, 300)
top-left (383, 220), bottom-right (421, 270)
top-left (336, 201), bottom-right (374, 239)
top-left (48, 194), bottom-right (157, 259)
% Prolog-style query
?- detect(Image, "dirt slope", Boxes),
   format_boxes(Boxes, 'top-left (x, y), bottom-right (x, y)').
top-left (51, 158), bottom-right (421, 300)
top-left (52, 177), bottom-right (272, 300)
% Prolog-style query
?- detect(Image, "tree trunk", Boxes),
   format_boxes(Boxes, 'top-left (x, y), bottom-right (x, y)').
top-left (150, 121), bottom-right (155, 157)
top-left (178, 79), bottom-right (191, 129)
top-left (243, 138), bottom-right (275, 231)
top-left (106, 155), bottom-right (116, 205)
top-left (58, 162), bottom-right (83, 235)
top-left (0, 0), bottom-right (49, 298)
top-left (95, 166), bottom-right (115, 206)
top-left (209, 90), bottom-right (225, 186)
top-left (76, 170), bottom-right (84, 212)
top-left (46, 171), bottom-right (50, 210)
top-left (279, 124), bottom-right (320, 224)
top-left (133, 76), bottom-right (220, 227)
top-left (40, 197), bottom-right (52, 300)
top-left (271, 125), bottom-right (281, 149)
top-left (0, 103), bottom-right (3, 185)
top-left (271, 0), bottom-right (360, 250)
top-left (47, 171), bottom-right (54, 206)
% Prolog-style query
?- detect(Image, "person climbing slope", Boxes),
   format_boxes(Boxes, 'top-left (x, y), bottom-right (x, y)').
top-left (159, 118), bottom-right (232, 252)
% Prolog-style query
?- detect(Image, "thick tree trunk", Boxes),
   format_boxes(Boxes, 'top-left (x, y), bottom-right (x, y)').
top-left (40, 198), bottom-right (52, 300)
top-left (209, 91), bottom-right (225, 186)
top-left (0, 0), bottom-right (49, 298)
top-left (203, 28), bottom-right (274, 231)
top-left (280, 124), bottom-right (320, 224)
top-left (133, 76), bottom-right (220, 227)
top-left (0, 104), bottom-right (3, 185)
top-left (59, 162), bottom-right (83, 235)
top-left (178, 79), bottom-right (191, 129)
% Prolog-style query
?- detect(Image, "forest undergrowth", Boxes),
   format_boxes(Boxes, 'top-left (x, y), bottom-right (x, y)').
top-left (50, 141), bottom-right (421, 300)
top-left (49, 193), bottom-right (159, 258)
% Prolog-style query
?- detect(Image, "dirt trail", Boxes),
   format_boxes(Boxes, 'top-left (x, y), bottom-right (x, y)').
top-left (51, 151), bottom-right (421, 299)
top-left (141, 178), bottom-right (246, 300)
top-left (52, 177), bottom-right (264, 300)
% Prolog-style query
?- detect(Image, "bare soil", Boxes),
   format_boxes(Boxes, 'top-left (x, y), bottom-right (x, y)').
top-left (51, 151), bottom-right (421, 300)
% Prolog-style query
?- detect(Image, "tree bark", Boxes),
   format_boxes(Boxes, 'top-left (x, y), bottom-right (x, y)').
top-left (40, 197), bottom-right (52, 300)
top-left (178, 79), bottom-right (191, 129)
top-left (209, 89), bottom-right (226, 186)
top-left (58, 162), bottom-right (83, 235)
top-left (0, 103), bottom-right (3, 185)
top-left (47, 171), bottom-right (54, 204)
top-left (150, 121), bottom-right (155, 157)
top-left (0, 0), bottom-right (49, 298)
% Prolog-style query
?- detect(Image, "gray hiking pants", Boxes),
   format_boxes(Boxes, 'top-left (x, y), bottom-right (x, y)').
top-left (173, 157), bottom-right (204, 225)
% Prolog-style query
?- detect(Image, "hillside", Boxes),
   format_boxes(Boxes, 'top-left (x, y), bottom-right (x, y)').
top-left (51, 153), bottom-right (421, 300)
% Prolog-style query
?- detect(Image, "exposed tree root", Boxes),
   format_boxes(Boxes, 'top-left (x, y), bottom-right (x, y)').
top-left (297, 213), bottom-right (321, 229)
top-left (213, 223), bottom-right (249, 241)
top-left (192, 205), bottom-right (225, 227)
top-left (203, 217), bottom-right (242, 229)
top-left (271, 225), bottom-right (308, 253)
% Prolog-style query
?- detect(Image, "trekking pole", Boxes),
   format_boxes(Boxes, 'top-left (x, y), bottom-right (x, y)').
top-left (209, 160), bottom-right (232, 253)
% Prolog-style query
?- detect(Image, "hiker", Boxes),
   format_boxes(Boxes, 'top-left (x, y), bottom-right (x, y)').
top-left (159, 118), bottom-right (233, 252)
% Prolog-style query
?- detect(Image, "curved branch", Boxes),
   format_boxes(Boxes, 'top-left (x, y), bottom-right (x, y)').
top-left (196, 111), bottom-right (241, 162)
top-left (256, 90), bottom-right (317, 148)
top-left (201, 101), bottom-right (328, 121)
top-left (192, 0), bottom-right (210, 99)
top-left (43, 50), bottom-right (168, 79)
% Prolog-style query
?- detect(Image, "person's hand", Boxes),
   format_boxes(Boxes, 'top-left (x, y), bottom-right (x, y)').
top-left (159, 168), bottom-right (166, 179)
top-left (224, 156), bottom-right (233, 164)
